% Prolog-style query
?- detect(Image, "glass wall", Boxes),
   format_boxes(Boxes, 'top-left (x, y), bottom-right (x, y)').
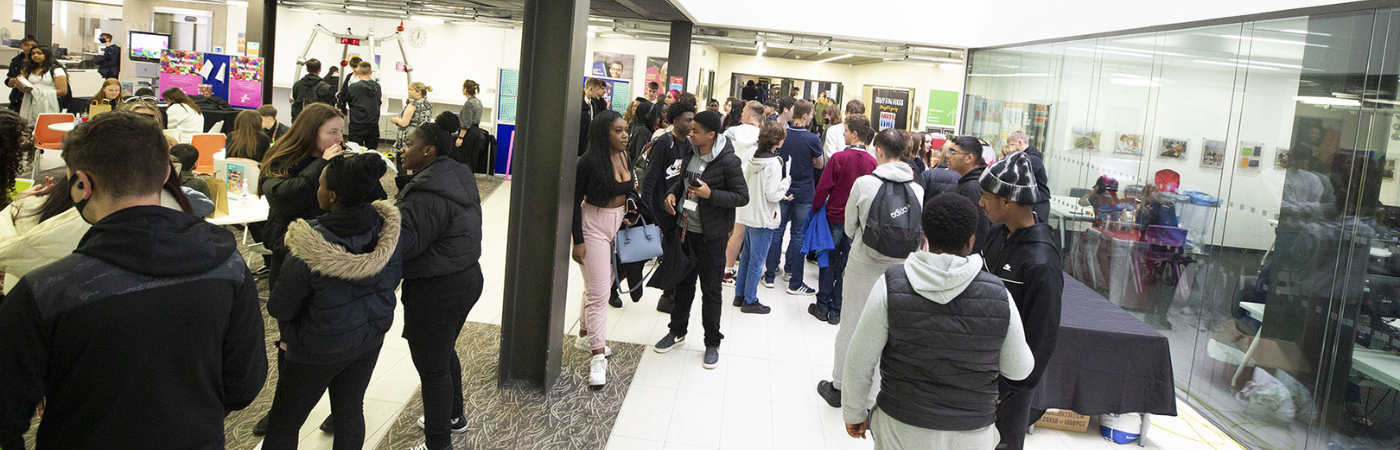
top-left (964, 8), bottom-right (1400, 450)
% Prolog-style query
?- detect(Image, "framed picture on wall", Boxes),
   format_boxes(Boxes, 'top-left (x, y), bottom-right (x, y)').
top-left (1072, 128), bottom-right (1100, 152)
top-left (1238, 141), bottom-right (1263, 169)
top-left (1201, 139), bottom-right (1226, 168)
top-left (1114, 133), bottom-right (1143, 156)
top-left (1276, 148), bottom-right (1290, 169)
top-left (1158, 137), bottom-right (1188, 159)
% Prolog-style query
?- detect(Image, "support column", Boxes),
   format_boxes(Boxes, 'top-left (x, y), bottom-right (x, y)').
top-left (259, 0), bottom-right (277, 105)
top-left (498, 0), bottom-right (588, 389)
top-left (24, 0), bottom-right (53, 45)
top-left (666, 20), bottom-right (692, 93)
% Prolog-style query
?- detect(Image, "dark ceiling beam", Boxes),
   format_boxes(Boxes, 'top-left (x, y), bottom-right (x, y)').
top-left (609, 0), bottom-right (657, 21)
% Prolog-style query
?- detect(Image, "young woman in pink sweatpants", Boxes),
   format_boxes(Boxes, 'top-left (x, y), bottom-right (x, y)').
top-left (570, 109), bottom-right (636, 387)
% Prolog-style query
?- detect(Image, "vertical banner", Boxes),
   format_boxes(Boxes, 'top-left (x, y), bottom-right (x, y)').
top-left (201, 53), bottom-right (231, 99)
top-left (645, 57), bottom-right (668, 88)
top-left (870, 87), bottom-right (911, 131)
top-left (497, 68), bottom-right (519, 123)
top-left (160, 50), bottom-right (205, 96)
top-left (925, 89), bottom-right (960, 127)
top-left (228, 56), bottom-right (264, 109)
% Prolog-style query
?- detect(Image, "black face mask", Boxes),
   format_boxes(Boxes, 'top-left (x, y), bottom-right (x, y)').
top-left (70, 173), bottom-right (94, 224)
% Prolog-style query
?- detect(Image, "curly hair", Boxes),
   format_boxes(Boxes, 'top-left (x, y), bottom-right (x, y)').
top-left (0, 110), bottom-right (33, 209)
top-left (923, 193), bottom-right (980, 255)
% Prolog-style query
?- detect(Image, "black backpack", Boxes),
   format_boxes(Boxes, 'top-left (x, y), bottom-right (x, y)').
top-left (863, 175), bottom-right (924, 259)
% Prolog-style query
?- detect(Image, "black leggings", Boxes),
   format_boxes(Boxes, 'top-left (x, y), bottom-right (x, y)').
top-left (263, 345), bottom-right (382, 450)
top-left (403, 265), bottom-right (484, 450)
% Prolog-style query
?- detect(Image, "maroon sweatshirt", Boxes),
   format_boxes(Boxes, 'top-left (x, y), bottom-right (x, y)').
top-left (812, 145), bottom-right (877, 224)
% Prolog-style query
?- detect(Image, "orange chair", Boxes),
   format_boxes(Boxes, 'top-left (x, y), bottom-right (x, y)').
top-left (33, 113), bottom-right (73, 150)
top-left (190, 134), bottom-right (225, 174)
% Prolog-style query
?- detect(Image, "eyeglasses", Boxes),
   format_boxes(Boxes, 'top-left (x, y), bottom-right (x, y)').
top-left (124, 96), bottom-right (159, 104)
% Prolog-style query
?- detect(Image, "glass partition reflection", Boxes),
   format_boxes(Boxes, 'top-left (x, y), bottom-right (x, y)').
top-left (964, 7), bottom-right (1400, 449)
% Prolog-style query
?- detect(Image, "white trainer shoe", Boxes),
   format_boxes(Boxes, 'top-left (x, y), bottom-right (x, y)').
top-left (574, 335), bottom-right (612, 357)
top-left (589, 354), bottom-right (608, 387)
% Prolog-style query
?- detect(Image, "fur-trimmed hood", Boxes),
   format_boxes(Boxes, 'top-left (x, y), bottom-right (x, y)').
top-left (285, 200), bottom-right (401, 280)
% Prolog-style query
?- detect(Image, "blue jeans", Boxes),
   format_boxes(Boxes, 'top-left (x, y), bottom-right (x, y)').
top-left (765, 200), bottom-right (811, 289)
top-left (735, 226), bottom-right (776, 303)
top-left (816, 221), bottom-right (852, 316)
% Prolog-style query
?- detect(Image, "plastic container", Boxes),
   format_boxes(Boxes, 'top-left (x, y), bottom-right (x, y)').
top-left (1174, 191), bottom-right (1221, 250)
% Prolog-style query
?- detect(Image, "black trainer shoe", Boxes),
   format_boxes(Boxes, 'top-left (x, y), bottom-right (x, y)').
top-left (787, 284), bottom-right (817, 296)
top-left (733, 296), bottom-right (744, 307)
top-left (416, 414), bottom-right (469, 434)
top-left (609, 293), bottom-right (623, 308)
top-left (807, 303), bottom-right (830, 322)
top-left (654, 333), bottom-right (685, 353)
top-left (253, 414), bottom-right (269, 436)
top-left (828, 313), bottom-right (841, 325)
top-left (741, 301), bottom-right (772, 314)
top-left (816, 380), bottom-right (842, 407)
top-left (703, 346), bottom-right (720, 369)
top-left (319, 414), bottom-right (334, 433)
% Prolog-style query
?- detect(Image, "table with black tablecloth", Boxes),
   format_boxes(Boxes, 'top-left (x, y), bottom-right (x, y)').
top-left (1028, 273), bottom-right (1177, 445)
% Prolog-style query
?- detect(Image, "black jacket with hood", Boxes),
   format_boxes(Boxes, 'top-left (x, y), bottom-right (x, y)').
top-left (396, 156), bottom-right (483, 279)
top-left (981, 222), bottom-right (1063, 394)
top-left (291, 73), bottom-right (336, 120)
top-left (342, 78), bottom-right (383, 126)
top-left (956, 166), bottom-right (991, 253)
top-left (1024, 146), bottom-right (1052, 221)
top-left (667, 134), bottom-right (749, 242)
top-left (642, 131), bottom-right (691, 233)
top-left (270, 201), bottom-right (402, 365)
top-left (0, 206), bottom-right (266, 450)
top-left (262, 157), bottom-right (329, 251)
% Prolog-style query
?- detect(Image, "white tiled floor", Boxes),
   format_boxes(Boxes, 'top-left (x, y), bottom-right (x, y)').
top-left (270, 180), bottom-right (1250, 450)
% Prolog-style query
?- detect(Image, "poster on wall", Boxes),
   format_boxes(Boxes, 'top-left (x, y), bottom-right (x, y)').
top-left (1072, 128), bottom-right (1099, 152)
top-left (669, 76), bottom-right (684, 94)
top-left (498, 68), bottom-right (519, 123)
top-left (1158, 137), bottom-right (1188, 159)
top-left (591, 52), bottom-right (635, 79)
top-left (1202, 139), bottom-right (1226, 168)
top-left (870, 87), bottom-right (911, 131)
top-left (1113, 133), bottom-right (1143, 156)
top-left (645, 57), bottom-right (668, 89)
top-left (1238, 141), bottom-right (1264, 168)
top-left (1275, 148), bottom-right (1290, 169)
top-left (228, 56), bottom-right (263, 109)
top-left (925, 89), bottom-right (959, 128)
top-left (159, 50), bottom-right (205, 97)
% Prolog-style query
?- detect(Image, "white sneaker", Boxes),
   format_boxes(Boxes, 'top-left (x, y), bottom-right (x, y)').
top-left (415, 415), bottom-right (469, 434)
top-left (589, 354), bottom-right (608, 386)
top-left (574, 335), bottom-right (612, 357)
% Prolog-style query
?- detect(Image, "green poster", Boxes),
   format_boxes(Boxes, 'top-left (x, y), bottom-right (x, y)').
top-left (926, 89), bottom-right (960, 127)
top-left (497, 69), bottom-right (519, 123)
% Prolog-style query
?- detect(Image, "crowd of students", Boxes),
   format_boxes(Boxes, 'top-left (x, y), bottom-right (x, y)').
top-left (590, 80), bottom-right (1064, 449)
top-left (0, 52), bottom-right (1064, 448)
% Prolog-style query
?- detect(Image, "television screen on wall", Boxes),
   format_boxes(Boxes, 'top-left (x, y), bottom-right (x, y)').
top-left (129, 31), bottom-right (169, 63)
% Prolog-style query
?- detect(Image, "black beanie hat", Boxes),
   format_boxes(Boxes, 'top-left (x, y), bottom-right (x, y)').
top-left (979, 151), bottom-right (1042, 204)
top-left (693, 110), bottom-right (723, 134)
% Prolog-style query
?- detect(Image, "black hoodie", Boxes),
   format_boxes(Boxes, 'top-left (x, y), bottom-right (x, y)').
top-left (396, 156), bottom-right (483, 279)
top-left (291, 73), bottom-right (336, 120)
top-left (0, 206), bottom-right (266, 450)
top-left (342, 77), bottom-right (383, 126)
top-left (981, 222), bottom-right (1063, 393)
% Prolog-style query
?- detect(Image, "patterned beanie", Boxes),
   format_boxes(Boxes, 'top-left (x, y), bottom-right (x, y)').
top-left (979, 151), bottom-right (1042, 204)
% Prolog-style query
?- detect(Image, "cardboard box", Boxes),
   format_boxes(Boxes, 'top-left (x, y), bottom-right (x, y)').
top-left (1035, 409), bottom-right (1090, 433)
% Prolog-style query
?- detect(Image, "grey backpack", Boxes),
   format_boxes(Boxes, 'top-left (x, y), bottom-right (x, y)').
top-left (863, 175), bottom-right (923, 259)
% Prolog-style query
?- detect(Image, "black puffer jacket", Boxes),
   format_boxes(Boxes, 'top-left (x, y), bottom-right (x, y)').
top-left (981, 222), bottom-right (1063, 393)
top-left (919, 167), bottom-right (960, 200)
top-left (269, 201), bottom-right (402, 364)
top-left (396, 156), bottom-right (483, 279)
top-left (957, 166), bottom-right (991, 253)
top-left (667, 135), bottom-right (749, 242)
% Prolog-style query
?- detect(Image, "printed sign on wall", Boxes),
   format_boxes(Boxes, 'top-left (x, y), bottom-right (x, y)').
top-left (870, 87), bottom-right (911, 131)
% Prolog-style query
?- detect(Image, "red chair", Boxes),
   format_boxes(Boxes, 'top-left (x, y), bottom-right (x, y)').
top-left (33, 113), bottom-right (73, 150)
top-left (190, 134), bottom-right (225, 174)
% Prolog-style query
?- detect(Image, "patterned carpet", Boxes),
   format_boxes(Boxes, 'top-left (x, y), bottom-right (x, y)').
top-left (372, 325), bottom-right (644, 450)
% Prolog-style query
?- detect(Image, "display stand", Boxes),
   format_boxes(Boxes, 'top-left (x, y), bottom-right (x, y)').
top-left (496, 68), bottom-right (519, 177)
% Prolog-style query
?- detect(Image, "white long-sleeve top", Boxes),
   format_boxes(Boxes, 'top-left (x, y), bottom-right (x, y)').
top-left (166, 103), bottom-right (205, 143)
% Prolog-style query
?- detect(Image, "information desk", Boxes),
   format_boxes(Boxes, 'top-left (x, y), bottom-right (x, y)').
top-left (1032, 273), bottom-right (1178, 445)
